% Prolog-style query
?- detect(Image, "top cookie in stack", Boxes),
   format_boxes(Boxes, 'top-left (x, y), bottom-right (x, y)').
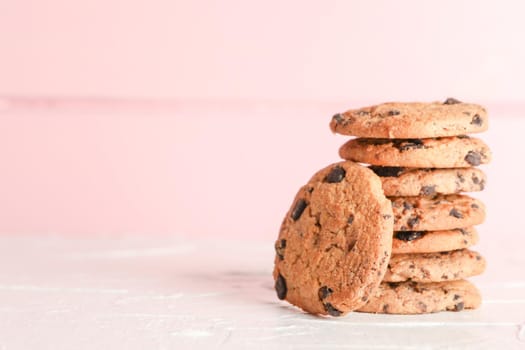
top-left (330, 98), bottom-right (487, 139)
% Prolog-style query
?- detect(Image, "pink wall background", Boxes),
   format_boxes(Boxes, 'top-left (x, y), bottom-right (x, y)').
top-left (0, 1), bottom-right (524, 238)
top-left (1, 0), bottom-right (525, 101)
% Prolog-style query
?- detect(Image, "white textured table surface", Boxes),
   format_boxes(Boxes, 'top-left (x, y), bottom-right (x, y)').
top-left (0, 233), bottom-right (524, 350)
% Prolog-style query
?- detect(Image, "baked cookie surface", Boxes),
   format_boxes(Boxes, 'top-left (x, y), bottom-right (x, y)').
top-left (369, 166), bottom-right (486, 196)
top-left (392, 227), bottom-right (478, 254)
top-left (330, 99), bottom-right (488, 138)
top-left (273, 161), bottom-right (393, 316)
top-left (357, 279), bottom-right (481, 314)
top-left (383, 249), bottom-right (486, 283)
top-left (339, 136), bottom-right (492, 168)
top-left (391, 194), bottom-right (485, 231)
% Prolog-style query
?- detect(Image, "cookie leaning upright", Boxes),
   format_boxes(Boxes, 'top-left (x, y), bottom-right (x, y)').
top-left (273, 161), bottom-right (393, 316)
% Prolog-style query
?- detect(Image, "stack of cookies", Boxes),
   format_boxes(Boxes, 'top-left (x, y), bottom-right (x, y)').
top-left (273, 99), bottom-right (491, 316)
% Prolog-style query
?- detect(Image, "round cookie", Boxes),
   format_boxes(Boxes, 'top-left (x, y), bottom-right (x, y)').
top-left (357, 280), bottom-right (481, 314)
top-left (369, 166), bottom-right (487, 196)
top-left (391, 194), bottom-right (485, 231)
top-left (339, 136), bottom-right (492, 168)
top-left (330, 99), bottom-right (488, 139)
top-left (383, 249), bottom-right (486, 283)
top-left (273, 161), bottom-right (394, 316)
top-left (392, 227), bottom-right (479, 254)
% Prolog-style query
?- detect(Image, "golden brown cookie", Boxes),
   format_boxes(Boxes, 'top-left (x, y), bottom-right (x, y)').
top-left (273, 161), bottom-right (394, 316)
top-left (392, 227), bottom-right (478, 254)
top-left (330, 99), bottom-right (488, 138)
top-left (369, 166), bottom-right (487, 196)
top-left (383, 249), bottom-right (485, 283)
top-left (357, 280), bottom-right (481, 314)
top-left (391, 194), bottom-right (485, 231)
top-left (339, 136), bottom-right (492, 168)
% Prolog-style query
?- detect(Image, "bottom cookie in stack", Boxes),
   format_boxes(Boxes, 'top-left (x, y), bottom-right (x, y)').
top-left (357, 280), bottom-right (481, 314)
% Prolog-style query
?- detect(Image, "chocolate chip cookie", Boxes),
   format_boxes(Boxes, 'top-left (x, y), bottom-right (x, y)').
top-left (369, 166), bottom-right (487, 196)
top-left (357, 279), bottom-right (481, 314)
top-left (383, 249), bottom-right (486, 283)
top-left (392, 227), bottom-right (478, 254)
top-left (391, 194), bottom-right (485, 231)
top-left (330, 99), bottom-right (488, 139)
top-left (273, 161), bottom-right (394, 316)
top-left (339, 136), bottom-right (491, 168)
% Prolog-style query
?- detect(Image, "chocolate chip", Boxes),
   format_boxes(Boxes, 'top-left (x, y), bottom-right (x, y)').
top-left (369, 166), bottom-right (404, 177)
top-left (387, 110), bottom-right (400, 116)
top-left (471, 203), bottom-right (479, 209)
top-left (394, 231), bottom-right (425, 242)
top-left (454, 302), bottom-right (464, 311)
top-left (393, 139), bottom-right (425, 152)
top-left (465, 151), bottom-right (482, 166)
top-left (471, 114), bottom-right (483, 126)
top-left (459, 228), bottom-right (467, 235)
top-left (449, 208), bottom-right (463, 218)
top-left (383, 214), bottom-right (392, 220)
top-left (472, 175), bottom-right (480, 184)
top-left (441, 274), bottom-right (449, 280)
top-left (291, 199), bottom-right (307, 221)
top-left (387, 282), bottom-right (401, 288)
top-left (275, 273), bottom-right (287, 300)
top-left (332, 113), bottom-right (344, 123)
top-left (456, 134), bottom-right (470, 139)
top-left (382, 304), bottom-right (390, 313)
top-left (325, 166), bottom-right (346, 183)
top-left (407, 216), bottom-right (420, 228)
top-left (347, 214), bottom-right (355, 224)
top-left (403, 202), bottom-right (413, 211)
top-left (324, 303), bottom-right (342, 316)
top-left (347, 240), bottom-right (357, 252)
top-left (453, 294), bottom-right (461, 301)
top-left (420, 185), bottom-right (436, 196)
top-left (479, 180), bottom-right (485, 190)
top-left (318, 286), bottom-right (333, 300)
top-left (275, 239), bottom-right (287, 260)
top-left (457, 173), bottom-right (465, 183)
top-left (443, 97), bottom-right (462, 105)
